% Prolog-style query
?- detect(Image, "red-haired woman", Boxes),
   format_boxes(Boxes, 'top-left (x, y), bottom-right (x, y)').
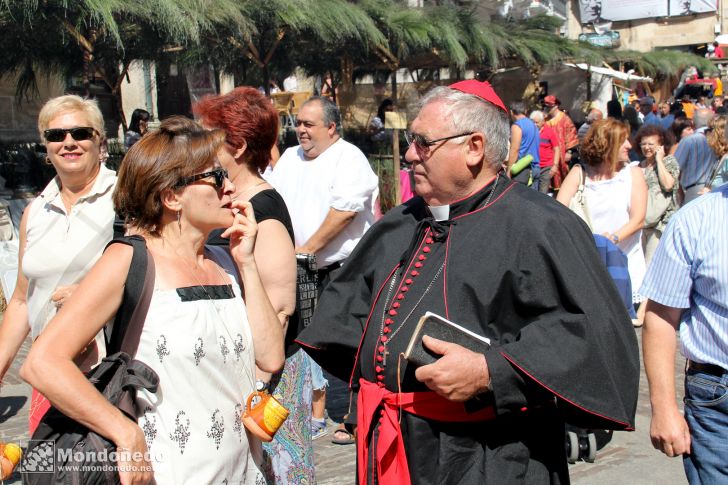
top-left (194, 88), bottom-right (309, 484)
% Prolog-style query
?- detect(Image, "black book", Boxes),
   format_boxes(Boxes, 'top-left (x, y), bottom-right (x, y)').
top-left (403, 311), bottom-right (491, 367)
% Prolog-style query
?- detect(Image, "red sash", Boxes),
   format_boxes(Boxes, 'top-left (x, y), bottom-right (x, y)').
top-left (357, 378), bottom-right (496, 485)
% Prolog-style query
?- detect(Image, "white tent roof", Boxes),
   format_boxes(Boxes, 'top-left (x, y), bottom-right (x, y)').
top-left (564, 63), bottom-right (653, 83)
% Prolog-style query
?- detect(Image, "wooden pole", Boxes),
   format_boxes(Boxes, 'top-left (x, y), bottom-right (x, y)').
top-left (392, 129), bottom-right (401, 205)
top-left (391, 70), bottom-right (398, 104)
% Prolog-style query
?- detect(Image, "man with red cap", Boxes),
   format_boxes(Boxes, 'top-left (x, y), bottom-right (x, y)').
top-left (543, 95), bottom-right (578, 191)
top-left (298, 81), bottom-right (639, 484)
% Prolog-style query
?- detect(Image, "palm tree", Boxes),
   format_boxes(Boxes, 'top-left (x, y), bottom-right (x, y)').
top-left (193, 0), bottom-right (385, 97)
top-left (0, 0), bottom-right (247, 130)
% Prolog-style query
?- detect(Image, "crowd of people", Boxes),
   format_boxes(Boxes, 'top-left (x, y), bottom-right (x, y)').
top-left (0, 73), bottom-right (726, 484)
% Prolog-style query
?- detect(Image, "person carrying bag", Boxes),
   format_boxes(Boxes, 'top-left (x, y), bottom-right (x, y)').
top-left (22, 236), bottom-right (158, 485)
top-left (568, 164), bottom-right (593, 231)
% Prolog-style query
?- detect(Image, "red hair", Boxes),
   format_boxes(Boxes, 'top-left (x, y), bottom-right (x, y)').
top-left (193, 86), bottom-right (279, 172)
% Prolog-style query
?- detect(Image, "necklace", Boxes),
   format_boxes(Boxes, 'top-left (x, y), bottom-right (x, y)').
top-left (232, 179), bottom-right (266, 201)
top-left (376, 175), bottom-right (500, 366)
top-left (479, 172), bottom-right (501, 209)
top-left (378, 262), bottom-right (445, 366)
top-left (170, 245), bottom-right (256, 388)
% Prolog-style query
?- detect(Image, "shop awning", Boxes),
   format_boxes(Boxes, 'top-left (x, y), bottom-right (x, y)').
top-left (564, 63), bottom-right (653, 83)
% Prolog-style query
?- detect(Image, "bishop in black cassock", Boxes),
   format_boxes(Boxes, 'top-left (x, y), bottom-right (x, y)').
top-left (298, 80), bottom-right (639, 485)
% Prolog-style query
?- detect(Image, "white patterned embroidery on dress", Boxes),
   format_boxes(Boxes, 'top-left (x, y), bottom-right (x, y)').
top-left (133, 246), bottom-right (262, 483)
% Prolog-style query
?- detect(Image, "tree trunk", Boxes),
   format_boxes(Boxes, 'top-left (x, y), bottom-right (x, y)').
top-left (82, 49), bottom-right (93, 97)
top-left (263, 64), bottom-right (271, 97)
top-left (390, 70), bottom-right (398, 104)
top-left (338, 56), bottom-right (355, 123)
top-left (113, 62), bottom-right (131, 132)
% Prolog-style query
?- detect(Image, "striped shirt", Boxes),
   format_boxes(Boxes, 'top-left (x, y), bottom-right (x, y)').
top-left (674, 132), bottom-right (716, 189)
top-left (640, 184), bottom-right (728, 368)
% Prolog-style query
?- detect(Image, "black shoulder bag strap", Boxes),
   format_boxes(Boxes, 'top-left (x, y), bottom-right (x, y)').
top-left (105, 235), bottom-right (156, 357)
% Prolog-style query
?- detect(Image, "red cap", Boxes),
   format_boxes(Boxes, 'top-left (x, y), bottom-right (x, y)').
top-left (449, 79), bottom-right (507, 113)
top-left (543, 95), bottom-right (560, 106)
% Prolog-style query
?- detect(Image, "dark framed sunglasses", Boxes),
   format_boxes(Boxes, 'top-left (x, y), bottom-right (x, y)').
top-left (44, 127), bottom-right (98, 143)
top-left (175, 168), bottom-right (229, 190)
top-left (404, 131), bottom-right (474, 149)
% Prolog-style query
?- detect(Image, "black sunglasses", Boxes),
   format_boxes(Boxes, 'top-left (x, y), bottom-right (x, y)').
top-left (44, 127), bottom-right (97, 143)
top-left (175, 168), bottom-right (229, 190)
top-left (404, 131), bottom-right (474, 149)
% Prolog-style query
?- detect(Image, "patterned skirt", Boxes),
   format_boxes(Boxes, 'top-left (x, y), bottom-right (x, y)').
top-left (260, 349), bottom-right (315, 484)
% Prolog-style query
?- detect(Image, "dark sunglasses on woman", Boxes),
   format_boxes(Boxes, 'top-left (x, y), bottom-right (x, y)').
top-left (175, 168), bottom-right (229, 190)
top-left (44, 127), bottom-right (98, 143)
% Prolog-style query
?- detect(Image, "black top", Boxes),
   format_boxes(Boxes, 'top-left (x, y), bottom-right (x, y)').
top-left (298, 176), bottom-right (640, 484)
top-left (207, 189), bottom-right (294, 246)
top-left (206, 188), bottom-right (300, 356)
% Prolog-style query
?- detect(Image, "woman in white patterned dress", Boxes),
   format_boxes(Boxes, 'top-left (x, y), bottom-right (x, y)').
top-left (22, 116), bottom-right (284, 484)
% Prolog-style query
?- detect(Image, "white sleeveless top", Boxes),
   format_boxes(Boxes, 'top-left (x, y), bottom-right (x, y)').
top-left (22, 165), bottom-right (116, 338)
top-left (134, 247), bottom-right (263, 484)
top-left (583, 163), bottom-right (646, 302)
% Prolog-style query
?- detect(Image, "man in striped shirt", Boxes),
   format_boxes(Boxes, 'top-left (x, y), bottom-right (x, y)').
top-left (641, 183), bottom-right (728, 484)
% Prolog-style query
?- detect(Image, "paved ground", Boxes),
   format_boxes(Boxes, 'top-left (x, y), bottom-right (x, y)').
top-left (1, 325), bottom-right (688, 485)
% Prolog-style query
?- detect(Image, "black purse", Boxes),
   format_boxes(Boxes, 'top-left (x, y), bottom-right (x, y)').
top-left (22, 236), bottom-right (157, 485)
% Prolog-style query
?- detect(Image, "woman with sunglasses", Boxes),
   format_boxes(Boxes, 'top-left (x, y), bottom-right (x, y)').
top-left (22, 116), bottom-right (285, 484)
top-left (0, 95), bottom-right (116, 432)
top-left (193, 87), bottom-right (305, 484)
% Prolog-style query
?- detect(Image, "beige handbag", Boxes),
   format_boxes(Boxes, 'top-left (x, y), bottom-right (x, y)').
top-left (644, 187), bottom-right (672, 228)
top-left (568, 164), bottom-right (593, 231)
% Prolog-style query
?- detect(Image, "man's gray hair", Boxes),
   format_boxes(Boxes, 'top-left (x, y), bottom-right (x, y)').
top-left (303, 96), bottom-right (341, 133)
top-left (529, 110), bottom-right (545, 123)
top-left (419, 86), bottom-right (510, 170)
top-left (587, 108), bottom-right (603, 123)
top-left (693, 108), bottom-right (714, 130)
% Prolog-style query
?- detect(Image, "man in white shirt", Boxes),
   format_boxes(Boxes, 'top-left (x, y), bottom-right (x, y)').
top-left (269, 95), bottom-right (378, 440)
top-left (270, 96), bottom-right (378, 276)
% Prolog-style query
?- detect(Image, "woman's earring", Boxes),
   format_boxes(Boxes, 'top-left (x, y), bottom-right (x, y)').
top-left (44, 156), bottom-right (52, 165)
top-left (177, 210), bottom-right (182, 234)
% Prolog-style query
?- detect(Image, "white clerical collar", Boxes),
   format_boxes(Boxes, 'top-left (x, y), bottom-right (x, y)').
top-left (428, 204), bottom-right (450, 221)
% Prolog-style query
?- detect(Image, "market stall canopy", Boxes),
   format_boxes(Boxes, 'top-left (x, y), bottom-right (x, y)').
top-left (564, 63), bottom-right (653, 83)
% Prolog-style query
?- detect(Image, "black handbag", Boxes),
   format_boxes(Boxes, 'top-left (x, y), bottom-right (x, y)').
top-left (22, 236), bottom-right (157, 485)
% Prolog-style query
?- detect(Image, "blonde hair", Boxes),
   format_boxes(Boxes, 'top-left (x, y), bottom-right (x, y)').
top-left (707, 115), bottom-right (728, 158)
top-left (37, 95), bottom-right (105, 143)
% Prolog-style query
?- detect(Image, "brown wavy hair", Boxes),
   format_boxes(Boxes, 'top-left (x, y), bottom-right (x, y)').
top-left (707, 115), bottom-right (728, 158)
top-left (580, 118), bottom-right (629, 173)
top-left (114, 116), bottom-right (226, 235)
top-left (634, 124), bottom-right (675, 159)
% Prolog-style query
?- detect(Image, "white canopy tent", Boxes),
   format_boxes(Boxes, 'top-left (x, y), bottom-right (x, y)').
top-left (564, 63), bottom-right (653, 83)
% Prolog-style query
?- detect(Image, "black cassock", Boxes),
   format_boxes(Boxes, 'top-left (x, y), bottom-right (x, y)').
top-left (298, 176), bottom-right (639, 484)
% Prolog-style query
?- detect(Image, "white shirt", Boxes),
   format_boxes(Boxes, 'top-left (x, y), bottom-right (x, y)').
top-left (22, 164), bottom-right (116, 338)
top-left (269, 139), bottom-right (378, 266)
top-left (583, 163), bottom-right (646, 302)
